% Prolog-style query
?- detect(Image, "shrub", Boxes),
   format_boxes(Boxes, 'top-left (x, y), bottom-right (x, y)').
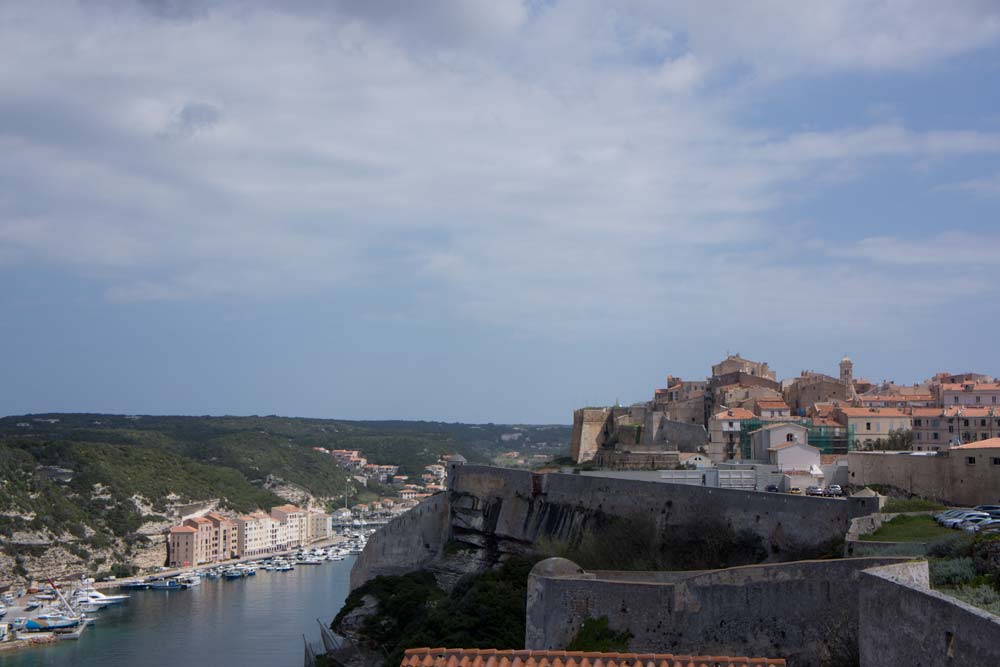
top-left (567, 617), bottom-right (632, 652)
top-left (949, 584), bottom-right (1000, 615)
top-left (930, 558), bottom-right (977, 587)
top-left (927, 534), bottom-right (974, 559)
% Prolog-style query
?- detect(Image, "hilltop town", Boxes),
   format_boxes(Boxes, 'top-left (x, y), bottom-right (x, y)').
top-left (570, 353), bottom-right (999, 506)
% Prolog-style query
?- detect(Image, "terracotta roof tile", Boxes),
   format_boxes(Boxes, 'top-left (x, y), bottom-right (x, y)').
top-left (950, 438), bottom-right (1000, 450)
top-left (713, 407), bottom-right (755, 420)
top-left (401, 649), bottom-right (786, 667)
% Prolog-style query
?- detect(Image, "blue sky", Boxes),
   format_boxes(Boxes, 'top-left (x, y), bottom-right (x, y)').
top-left (2, 1), bottom-right (1000, 423)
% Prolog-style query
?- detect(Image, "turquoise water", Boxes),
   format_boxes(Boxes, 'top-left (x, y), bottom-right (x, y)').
top-left (0, 558), bottom-right (353, 667)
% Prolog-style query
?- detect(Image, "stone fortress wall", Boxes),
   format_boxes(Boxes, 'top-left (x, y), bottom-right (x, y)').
top-left (352, 465), bottom-right (879, 589)
top-left (349, 491), bottom-right (450, 590)
top-left (526, 556), bottom-right (912, 667)
top-left (859, 561), bottom-right (1000, 667)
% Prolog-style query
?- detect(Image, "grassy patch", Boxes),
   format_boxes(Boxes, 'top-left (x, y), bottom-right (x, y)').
top-left (882, 498), bottom-right (946, 513)
top-left (860, 515), bottom-right (955, 543)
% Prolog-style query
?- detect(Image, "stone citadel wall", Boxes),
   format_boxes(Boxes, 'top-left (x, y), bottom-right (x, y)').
top-left (352, 466), bottom-right (879, 589)
top-left (526, 556), bottom-right (911, 667)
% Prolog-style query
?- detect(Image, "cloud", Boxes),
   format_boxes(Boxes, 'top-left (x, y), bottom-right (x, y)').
top-left (158, 102), bottom-right (221, 140)
top-left (0, 1), bottom-right (999, 342)
top-left (937, 172), bottom-right (1000, 197)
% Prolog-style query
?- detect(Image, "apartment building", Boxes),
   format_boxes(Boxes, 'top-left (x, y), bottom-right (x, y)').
top-left (940, 382), bottom-right (1000, 408)
top-left (167, 525), bottom-right (198, 568)
top-left (835, 407), bottom-right (912, 448)
top-left (912, 407), bottom-right (1000, 450)
top-left (707, 407), bottom-right (754, 462)
top-left (270, 504), bottom-right (306, 549)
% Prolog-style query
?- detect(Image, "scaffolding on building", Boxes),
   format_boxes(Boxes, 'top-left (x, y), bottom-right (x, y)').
top-left (739, 418), bottom-right (855, 459)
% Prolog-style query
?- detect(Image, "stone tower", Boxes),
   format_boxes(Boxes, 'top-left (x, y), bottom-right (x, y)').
top-left (840, 356), bottom-right (853, 386)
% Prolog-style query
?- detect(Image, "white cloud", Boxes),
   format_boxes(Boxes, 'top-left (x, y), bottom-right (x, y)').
top-left (937, 172), bottom-right (1000, 197)
top-left (0, 1), bottom-right (999, 341)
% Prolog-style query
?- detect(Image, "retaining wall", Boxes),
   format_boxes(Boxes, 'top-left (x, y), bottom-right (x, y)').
top-left (527, 556), bottom-right (911, 667)
top-left (859, 561), bottom-right (1000, 666)
top-left (349, 492), bottom-right (449, 590)
top-left (842, 511), bottom-right (937, 557)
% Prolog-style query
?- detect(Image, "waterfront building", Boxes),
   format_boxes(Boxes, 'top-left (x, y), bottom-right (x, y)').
top-left (270, 504), bottom-right (306, 548)
top-left (167, 525), bottom-right (198, 568)
top-left (237, 511), bottom-right (281, 558)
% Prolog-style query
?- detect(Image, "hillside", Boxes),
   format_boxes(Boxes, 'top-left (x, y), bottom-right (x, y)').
top-left (0, 414), bottom-right (570, 585)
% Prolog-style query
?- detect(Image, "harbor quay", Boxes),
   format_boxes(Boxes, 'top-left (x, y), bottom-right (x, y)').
top-left (0, 532), bottom-right (363, 656)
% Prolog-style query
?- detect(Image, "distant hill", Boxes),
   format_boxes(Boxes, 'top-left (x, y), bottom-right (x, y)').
top-left (0, 413), bottom-right (569, 584)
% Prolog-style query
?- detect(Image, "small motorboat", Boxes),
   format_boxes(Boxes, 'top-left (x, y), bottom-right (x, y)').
top-left (178, 575), bottom-right (201, 589)
top-left (148, 579), bottom-right (181, 590)
top-left (24, 615), bottom-right (80, 631)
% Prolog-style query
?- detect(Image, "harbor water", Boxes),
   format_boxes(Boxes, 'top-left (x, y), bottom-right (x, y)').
top-left (0, 557), bottom-right (354, 667)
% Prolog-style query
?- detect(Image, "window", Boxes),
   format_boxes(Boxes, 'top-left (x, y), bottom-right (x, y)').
top-left (916, 432), bottom-right (922, 440)
top-left (932, 419), bottom-right (940, 427)
top-left (964, 419), bottom-right (970, 427)
top-left (866, 422), bottom-right (871, 431)
top-left (966, 456), bottom-right (976, 465)
top-left (982, 419), bottom-right (988, 427)
top-left (786, 433), bottom-right (795, 442)
top-left (915, 419), bottom-right (922, 427)
top-left (983, 433), bottom-right (990, 441)
top-left (949, 426), bottom-right (954, 433)
top-left (977, 396), bottom-right (982, 404)
top-left (992, 457), bottom-right (1000, 466)
top-left (954, 396), bottom-right (959, 403)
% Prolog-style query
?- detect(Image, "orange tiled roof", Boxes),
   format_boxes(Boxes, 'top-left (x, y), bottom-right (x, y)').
top-left (713, 407), bottom-right (754, 420)
top-left (755, 400), bottom-right (789, 409)
top-left (950, 438), bottom-right (1000, 450)
top-left (169, 526), bottom-right (197, 533)
top-left (910, 407), bottom-right (943, 417)
top-left (940, 382), bottom-right (1000, 392)
top-left (943, 406), bottom-right (994, 417)
top-left (401, 649), bottom-right (785, 667)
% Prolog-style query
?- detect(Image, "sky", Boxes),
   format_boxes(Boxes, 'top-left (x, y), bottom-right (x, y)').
top-left (2, 1), bottom-right (1000, 424)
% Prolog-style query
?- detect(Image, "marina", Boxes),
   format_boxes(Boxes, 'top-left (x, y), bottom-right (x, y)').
top-left (0, 534), bottom-right (368, 665)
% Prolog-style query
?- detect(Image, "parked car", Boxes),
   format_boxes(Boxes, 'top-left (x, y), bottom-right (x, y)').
top-left (943, 511), bottom-right (989, 528)
top-left (806, 486), bottom-right (825, 497)
top-left (974, 505), bottom-right (1000, 512)
top-left (936, 508), bottom-right (973, 524)
top-left (765, 484), bottom-right (779, 493)
top-left (826, 485), bottom-right (843, 496)
top-left (787, 487), bottom-right (802, 495)
top-left (963, 517), bottom-right (1000, 533)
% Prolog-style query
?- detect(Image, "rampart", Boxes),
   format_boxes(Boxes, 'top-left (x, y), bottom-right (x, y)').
top-left (349, 491), bottom-right (449, 590)
top-left (859, 561), bottom-right (1000, 666)
top-left (352, 466), bottom-right (879, 589)
top-left (526, 556), bottom-right (911, 667)
top-left (847, 450), bottom-right (1000, 506)
top-left (842, 511), bottom-right (936, 557)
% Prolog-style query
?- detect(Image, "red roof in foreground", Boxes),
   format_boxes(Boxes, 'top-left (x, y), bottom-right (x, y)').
top-left (401, 649), bottom-right (785, 667)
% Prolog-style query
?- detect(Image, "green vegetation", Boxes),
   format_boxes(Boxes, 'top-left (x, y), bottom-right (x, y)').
top-left (860, 515), bottom-right (955, 543)
top-left (928, 533), bottom-right (1000, 616)
top-left (333, 559), bottom-right (538, 667)
top-left (881, 497), bottom-right (946, 513)
top-left (567, 617), bottom-right (632, 652)
top-left (0, 413), bottom-right (570, 576)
